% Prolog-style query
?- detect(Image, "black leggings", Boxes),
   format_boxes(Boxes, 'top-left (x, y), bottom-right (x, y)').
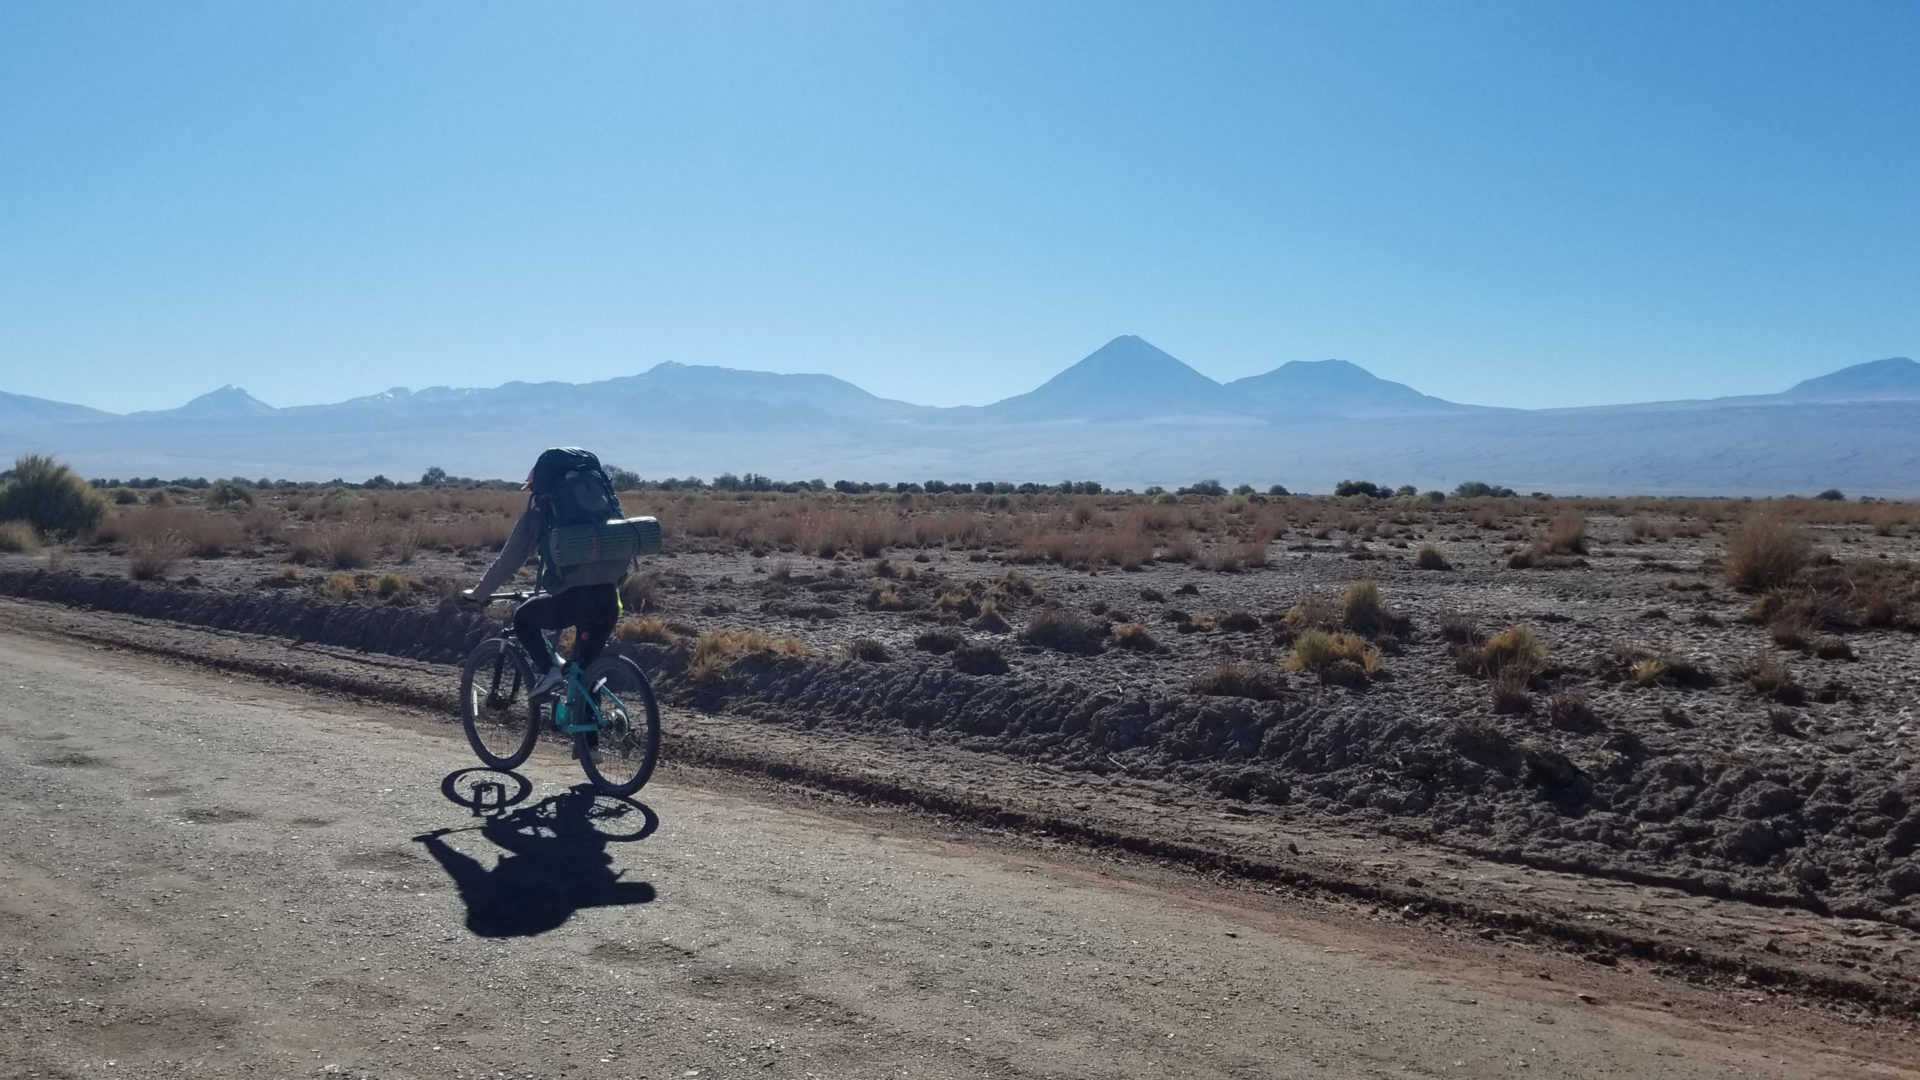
top-left (512, 584), bottom-right (620, 672)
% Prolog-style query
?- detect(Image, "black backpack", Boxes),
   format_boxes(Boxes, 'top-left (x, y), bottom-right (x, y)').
top-left (528, 447), bottom-right (621, 529)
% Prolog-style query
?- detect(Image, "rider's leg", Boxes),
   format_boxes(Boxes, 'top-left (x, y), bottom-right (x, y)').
top-left (565, 584), bottom-right (621, 668)
top-left (511, 595), bottom-right (563, 673)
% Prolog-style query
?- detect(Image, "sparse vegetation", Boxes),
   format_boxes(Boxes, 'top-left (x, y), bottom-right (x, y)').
top-left (1413, 544), bottom-right (1451, 570)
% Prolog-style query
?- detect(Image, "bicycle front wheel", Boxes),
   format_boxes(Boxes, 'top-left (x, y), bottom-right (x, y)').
top-left (459, 638), bottom-right (541, 770)
top-left (574, 656), bottom-right (662, 796)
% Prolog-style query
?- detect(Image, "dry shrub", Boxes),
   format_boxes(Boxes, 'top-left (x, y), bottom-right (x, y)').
top-left (0, 454), bottom-right (107, 538)
top-left (1603, 645), bottom-right (1715, 689)
top-left (844, 637), bottom-right (890, 662)
top-left (914, 629), bottom-right (964, 655)
top-left (1021, 608), bottom-right (1105, 654)
top-left (1810, 634), bottom-right (1855, 661)
top-left (865, 583), bottom-right (911, 611)
top-left (321, 571), bottom-right (358, 599)
top-left (1276, 595), bottom-right (1340, 638)
top-left (933, 590), bottom-right (980, 619)
top-left (951, 642), bottom-right (1009, 675)
top-left (1548, 691), bottom-right (1600, 732)
top-left (1284, 630), bottom-right (1381, 686)
top-left (614, 616), bottom-right (679, 645)
top-left (972, 599), bottom-right (1011, 633)
top-left (0, 521), bottom-right (37, 553)
top-left (1458, 624), bottom-right (1544, 680)
top-left (1438, 611), bottom-right (1478, 644)
top-left (1489, 670), bottom-right (1534, 714)
top-left (1340, 580), bottom-right (1407, 637)
top-left (1413, 544), bottom-right (1451, 570)
top-left (1216, 610), bottom-right (1262, 633)
top-left (687, 628), bottom-right (813, 683)
top-left (1737, 652), bottom-right (1806, 704)
top-left (374, 572), bottom-right (419, 600)
top-left (1546, 510), bottom-right (1588, 554)
top-left (1191, 662), bottom-right (1287, 700)
top-left (323, 527), bottom-right (374, 570)
top-left (129, 535), bottom-right (188, 580)
top-left (1724, 514), bottom-right (1811, 592)
top-left (992, 570), bottom-right (1041, 602)
top-left (1109, 622), bottom-right (1160, 651)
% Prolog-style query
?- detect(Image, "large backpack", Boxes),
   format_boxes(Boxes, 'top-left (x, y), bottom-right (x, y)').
top-left (528, 447), bottom-right (621, 529)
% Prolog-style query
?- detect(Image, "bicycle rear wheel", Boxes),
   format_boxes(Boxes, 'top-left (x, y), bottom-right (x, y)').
top-left (459, 638), bottom-right (541, 770)
top-left (574, 656), bottom-right (662, 796)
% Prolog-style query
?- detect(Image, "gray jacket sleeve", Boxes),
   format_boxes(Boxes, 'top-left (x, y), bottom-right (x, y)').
top-left (473, 505), bottom-right (542, 598)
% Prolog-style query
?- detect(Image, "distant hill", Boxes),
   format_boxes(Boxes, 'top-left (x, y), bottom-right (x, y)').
top-left (0, 390), bottom-right (113, 427)
top-left (1225, 358), bottom-right (1474, 416)
top-left (137, 385), bottom-right (277, 419)
top-left (2, 339), bottom-right (1917, 495)
top-left (1779, 357), bottom-right (1920, 402)
top-left (983, 336), bottom-right (1229, 421)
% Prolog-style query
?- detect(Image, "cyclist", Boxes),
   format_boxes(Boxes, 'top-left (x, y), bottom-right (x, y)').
top-left (462, 448), bottom-right (628, 699)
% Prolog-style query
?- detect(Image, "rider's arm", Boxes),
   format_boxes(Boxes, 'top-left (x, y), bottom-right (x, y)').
top-left (471, 504), bottom-right (540, 599)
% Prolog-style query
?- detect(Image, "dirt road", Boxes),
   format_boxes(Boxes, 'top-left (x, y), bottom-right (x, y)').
top-left (0, 627), bottom-right (1911, 1079)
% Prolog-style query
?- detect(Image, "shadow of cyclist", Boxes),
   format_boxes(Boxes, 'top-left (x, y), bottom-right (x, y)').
top-left (414, 781), bottom-right (657, 937)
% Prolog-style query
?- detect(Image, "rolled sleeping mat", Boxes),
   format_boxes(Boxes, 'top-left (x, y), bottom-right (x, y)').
top-left (545, 516), bottom-right (664, 568)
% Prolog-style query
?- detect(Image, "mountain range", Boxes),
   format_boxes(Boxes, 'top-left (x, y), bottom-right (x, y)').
top-left (5, 336), bottom-right (1919, 496)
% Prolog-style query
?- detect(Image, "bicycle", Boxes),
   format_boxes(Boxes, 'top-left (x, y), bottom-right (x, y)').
top-left (458, 591), bottom-right (663, 796)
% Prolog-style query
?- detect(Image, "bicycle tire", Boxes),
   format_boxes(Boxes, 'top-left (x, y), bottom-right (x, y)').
top-left (458, 638), bottom-right (541, 770)
top-left (574, 656), bottom-right (662, 797)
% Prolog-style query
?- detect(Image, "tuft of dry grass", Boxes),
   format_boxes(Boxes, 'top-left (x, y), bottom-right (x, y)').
top-left (1413, 544), bottom-right (1451, 570)
top-left (374, 572), bottom-right (419, 600)
top-left (614, 616), bottom-right (679, 645)
top-left (972, 599), bottom-right (1011, 634)
top-left (1340, 580), bottom-right (1408, 637)
top-left (951, 642), bottom-right (1009, 675)
top-left (129, 535), bottom-right (188, 580)
top-left (1548, 690), bottom-right (1600, 731)
top-left (321, 571), bottom-right (358, 599)
top-left (1458, 624), bottom-right (1544, 680)
top-left (1724, 514), bottom-right (1812, 592)
top-left (844, 637), bottom-right (890, 662)
top-left (1021, 607), bottom-right (1105, 655)
top-left (865, 583), bottom-right (911, 611)
top-left (1737, 652), bottom-right (1806, 704)
top-left (687, 628), bottom-right (813, 683)
top-left (0, 521), bottom-right (37, 553)
top-left (1191, 662), bottom-right (1287, 700)
top-left (1283, 629), bottom-right (1381, 686)
top-left (1109, 621), bottom-right (1160, 651)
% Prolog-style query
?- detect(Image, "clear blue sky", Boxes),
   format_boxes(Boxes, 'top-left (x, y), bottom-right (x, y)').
top-left (2, 1), bottom-right (1915, 413)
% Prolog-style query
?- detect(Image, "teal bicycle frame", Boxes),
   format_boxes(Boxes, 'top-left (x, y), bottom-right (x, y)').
top-left (551, 663), bottom-right (618, 736)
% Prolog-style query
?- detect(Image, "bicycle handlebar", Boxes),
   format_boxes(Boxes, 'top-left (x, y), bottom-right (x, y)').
top-left (471, 590), bottom-right (539, 605)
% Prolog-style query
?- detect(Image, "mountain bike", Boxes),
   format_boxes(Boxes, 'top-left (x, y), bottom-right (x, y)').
top-left (458, 591), bottom-right (662, 796)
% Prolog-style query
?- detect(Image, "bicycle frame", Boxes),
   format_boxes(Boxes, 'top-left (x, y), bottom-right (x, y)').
top-left (552, 665), bottom-right (618, 735)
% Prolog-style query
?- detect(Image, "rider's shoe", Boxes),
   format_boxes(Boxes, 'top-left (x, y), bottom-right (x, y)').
top-left (529, 664), bottom-right (566, 700)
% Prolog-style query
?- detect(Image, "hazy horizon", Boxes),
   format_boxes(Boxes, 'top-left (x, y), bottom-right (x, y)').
top-left (3, 2), bottom-right (1916, 413)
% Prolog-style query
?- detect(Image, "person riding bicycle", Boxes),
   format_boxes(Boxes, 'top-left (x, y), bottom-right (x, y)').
top-left (462, 448), bottom-right (629, 700)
